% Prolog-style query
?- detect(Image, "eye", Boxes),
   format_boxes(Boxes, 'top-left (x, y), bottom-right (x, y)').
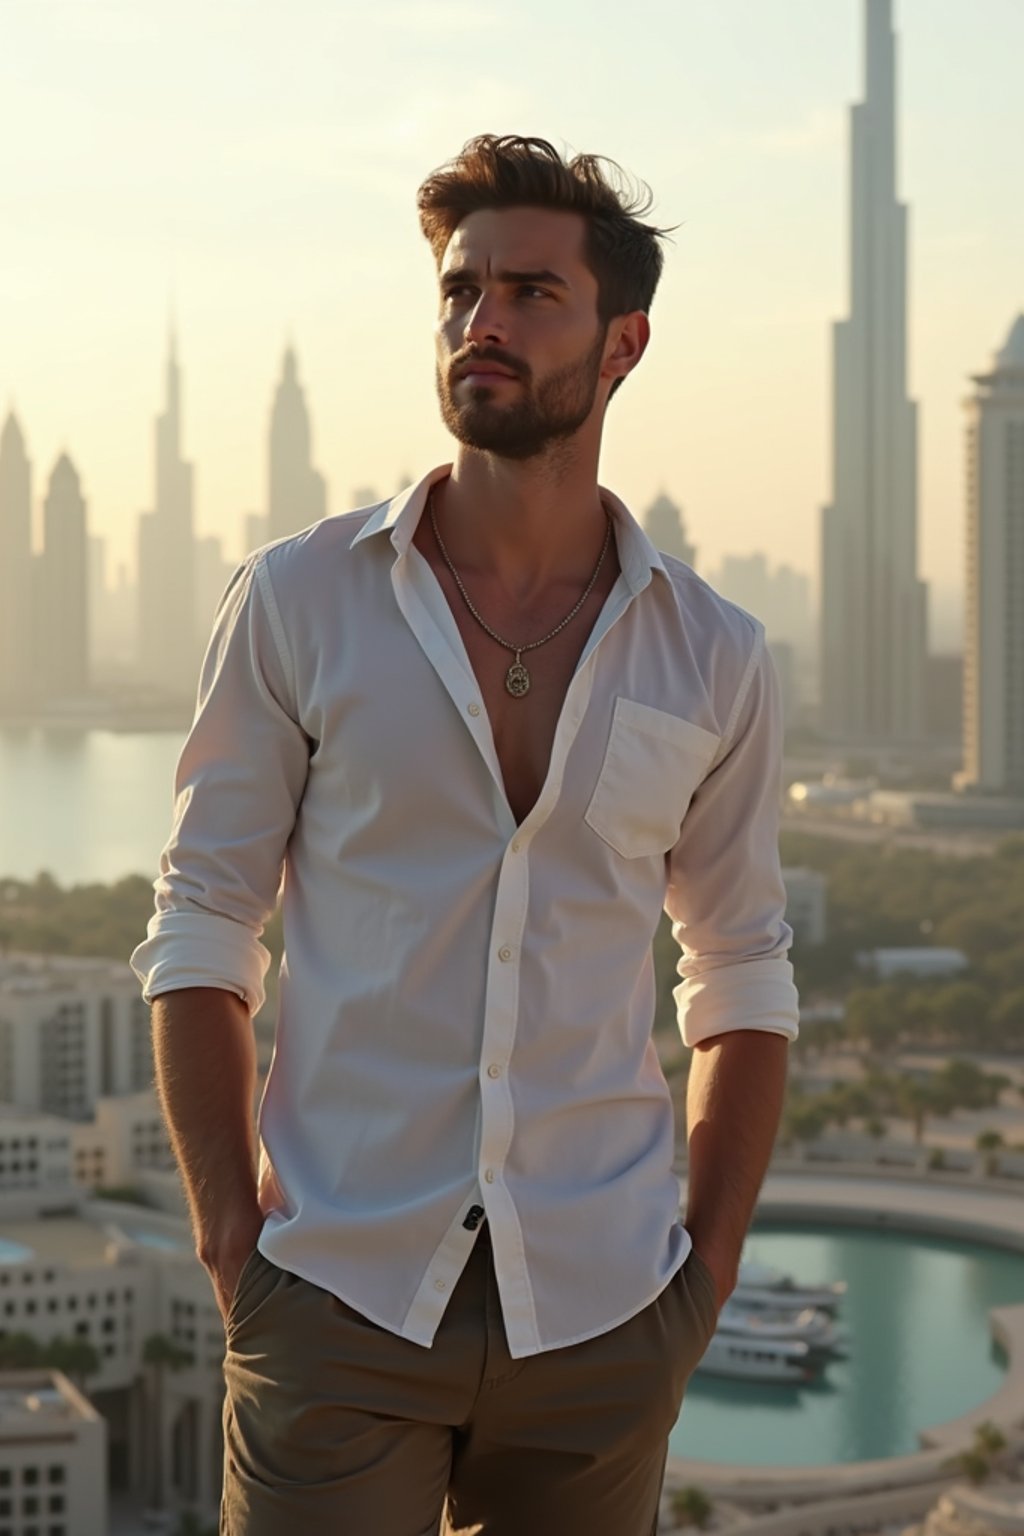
top-left (519, 286), bottom-right (551, 299)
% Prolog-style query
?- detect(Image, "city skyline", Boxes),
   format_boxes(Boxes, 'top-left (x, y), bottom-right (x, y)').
top-left (2, 0), bottom-right (1022, 656)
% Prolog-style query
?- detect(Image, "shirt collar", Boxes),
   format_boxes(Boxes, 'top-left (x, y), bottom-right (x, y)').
top-left (349, 464), bottom-right (668, 597)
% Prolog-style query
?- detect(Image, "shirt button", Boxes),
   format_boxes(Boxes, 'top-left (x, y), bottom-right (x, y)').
top-left (467, 702), bottom-right (481, 716)
top-left (484, 1169), bottom-right (495, 1183)
top-left (498, 946), bottom-right (512, 962)
top-left (487, 1064), bottom-right (502, 1079)
top-left (511, 839), bottom-right (521, 853)
top-left (434, 1278), bottom-right (447, 1291)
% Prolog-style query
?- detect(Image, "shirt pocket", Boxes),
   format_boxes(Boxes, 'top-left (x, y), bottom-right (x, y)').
top-left (584, 697), bottom-right (721, 859)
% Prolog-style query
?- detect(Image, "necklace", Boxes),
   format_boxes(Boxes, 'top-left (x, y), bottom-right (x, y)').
top-left (429, 492), bottom-right (613, 698)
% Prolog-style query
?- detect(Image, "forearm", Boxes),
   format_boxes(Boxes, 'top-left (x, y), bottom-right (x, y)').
top-left (151, 986), bottom-right (262, 1265)
top-left (684, 1029), bottom-right (789, 1302)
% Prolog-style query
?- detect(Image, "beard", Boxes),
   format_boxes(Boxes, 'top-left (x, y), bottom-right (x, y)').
top-left (435, 325), bottom-right (608, 462)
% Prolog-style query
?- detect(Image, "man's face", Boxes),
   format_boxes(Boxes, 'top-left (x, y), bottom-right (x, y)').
top-left (434, 206), bottom-right (610, 461)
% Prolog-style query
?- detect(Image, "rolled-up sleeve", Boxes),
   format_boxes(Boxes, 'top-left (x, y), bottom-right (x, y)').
top-left (665, 622), bottom-right (799, 1047)
top-left (129, 552), bottom-right (310, 1014)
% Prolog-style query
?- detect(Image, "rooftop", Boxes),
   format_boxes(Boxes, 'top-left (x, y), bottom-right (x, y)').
top-left (0, 1370), bottom-right (100, 1434)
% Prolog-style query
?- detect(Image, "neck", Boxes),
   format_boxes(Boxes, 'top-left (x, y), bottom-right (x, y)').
top-left (434, 440), bottom-right (609, 594)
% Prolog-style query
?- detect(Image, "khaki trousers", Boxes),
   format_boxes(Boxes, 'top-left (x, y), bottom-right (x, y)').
top-left (220, 1220), bottom-right (718, 1535)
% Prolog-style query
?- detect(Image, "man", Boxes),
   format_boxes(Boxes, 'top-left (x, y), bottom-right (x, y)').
top-left (131, 134), bottom-right (799, 1535)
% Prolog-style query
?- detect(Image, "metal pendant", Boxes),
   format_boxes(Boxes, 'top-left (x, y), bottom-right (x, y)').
top-left (505, 657), bottom-right (531, 697)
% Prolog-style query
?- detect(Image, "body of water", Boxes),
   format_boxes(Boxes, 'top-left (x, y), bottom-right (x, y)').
top-left (670, 1222), bottom-right (1022, 1466)
top-left (0, 728), bottom-right (186, 884)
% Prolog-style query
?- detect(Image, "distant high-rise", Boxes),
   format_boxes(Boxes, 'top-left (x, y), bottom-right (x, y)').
top-left (819, 0), bottom-right (927, 744)
top-left (37, 453), bottom-right (89, 699)
top-left (958, 315), bottom-right (1024, 795)
top-left (195, 534), bottom-right (235, 639)
top-left (137, 325), bottom-right (198, 697)
top-left (0, 410), bottom-right (34, 704)
top-left (267, 346), bottom-right (327, 542)
top-left (643, 492), bottom-right (696, 568)
top-left (241, 511), bottom-right (269, 560)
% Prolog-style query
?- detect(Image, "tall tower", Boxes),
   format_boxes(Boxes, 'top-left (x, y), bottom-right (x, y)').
top-left (37, 453), bottom-right (89, 699)
top-left (819, 0), bottom-right (927, 744)
top-left (643, 492), bottom-right (697, 568)
top-left (0, 410), bottom-right (34, 704)
top-left (958, 315), bottom-right (1024, 796)
top-left (137, 325), bottom-right (198, 696)
top-left (267, 346), bottom-right (327, 543)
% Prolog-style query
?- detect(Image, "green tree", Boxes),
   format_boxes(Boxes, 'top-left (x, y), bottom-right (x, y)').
top-left (782, 1101), bottom-right (828, 1147)
top-left (927, 983), bottom-right (991, 1047)
top-left (975, 1129), bottom-right (1004, 1152)
top-left (843, 987), bottom-right (904, 1055)
top-left (989, 989), bottom-right (1024, 1051)
top-left (42, 1336), bottom-right (101, 1391)
top-left (0, 1332), bottom-right (42, 1368)
top-left (973, 1421), bottom-right (1007, 1459)
top-left (945, 1447), bottom-right (992, 1485)
top-left (671, 1486), bottom-right (713, 1529)
top-left (897, 1081), bottom-right (938, 1145)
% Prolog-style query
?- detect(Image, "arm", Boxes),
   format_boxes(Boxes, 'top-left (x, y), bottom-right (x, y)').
top-left (130, 553), bottom-right (310, 1318)
top-left (685, 1030), bottom-right (789, 1308)
top-left (151, 986), bottom-right (265, 1320)
top-left (664, 625), bottom-right (799, 1311)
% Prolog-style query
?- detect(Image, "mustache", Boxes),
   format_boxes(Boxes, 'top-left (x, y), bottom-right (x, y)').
top-left (450, 349), bottom-right (527, 381)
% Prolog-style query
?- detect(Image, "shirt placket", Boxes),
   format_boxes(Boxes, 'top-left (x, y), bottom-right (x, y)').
top-left (391, 538), bottom-right (644, 1352)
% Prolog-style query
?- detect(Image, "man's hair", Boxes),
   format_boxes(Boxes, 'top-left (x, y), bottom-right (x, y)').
top-left (417, 134), bottom-right (675, 397)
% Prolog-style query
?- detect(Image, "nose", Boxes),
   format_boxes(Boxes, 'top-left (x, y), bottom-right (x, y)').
top-left (462, 291), bottom-right (509, 349)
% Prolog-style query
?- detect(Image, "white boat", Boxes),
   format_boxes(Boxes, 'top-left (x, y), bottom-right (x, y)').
top-left (695, 1331), bottom-right (821, 1383)
top-left (716, 1299), bottom-right (847, 1357)
top-left (732, 1258), bottom-right (847, 1313)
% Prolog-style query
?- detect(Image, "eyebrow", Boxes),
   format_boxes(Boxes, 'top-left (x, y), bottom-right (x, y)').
top-left (439, 266), bottom-right (571, 292)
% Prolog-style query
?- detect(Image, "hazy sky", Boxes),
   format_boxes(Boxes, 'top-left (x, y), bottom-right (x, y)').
top-left (2, 0), bottom-right (1022, 647)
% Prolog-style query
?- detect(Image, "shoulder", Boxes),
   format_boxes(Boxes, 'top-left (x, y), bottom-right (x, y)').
top-left (655, 551), bottom-right (765, 668)
top-left (254, 500), bottom-right (387, 587)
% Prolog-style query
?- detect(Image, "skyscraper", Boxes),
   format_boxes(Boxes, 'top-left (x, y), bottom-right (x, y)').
top-left (0, 410), bottom-right (34, 704)
top-left (137, 325), bottom-right (198, 697)
top-left (642, 492), bottom-right (696, 568)
top-left (267, 346), bottom-right (327, 543)
top-left (819, 0), bottom-right (928, 745)
top-left (958, 315), bottom-right (1024, 795)
top-left (37, 452), bottom-right (89, 699)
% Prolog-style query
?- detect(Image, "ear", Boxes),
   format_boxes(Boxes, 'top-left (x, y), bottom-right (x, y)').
top-left (604, 311), bottom-right (650, 386)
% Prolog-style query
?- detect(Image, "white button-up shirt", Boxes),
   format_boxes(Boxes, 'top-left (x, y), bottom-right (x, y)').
top-left (130, 463), bottom-right (799, 1359)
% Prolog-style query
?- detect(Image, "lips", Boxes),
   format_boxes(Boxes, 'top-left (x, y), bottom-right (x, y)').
top-left (458, 364), bottom-right (518, 381)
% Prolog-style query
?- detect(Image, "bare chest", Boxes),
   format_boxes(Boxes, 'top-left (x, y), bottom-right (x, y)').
top-left (413, 527), bottom-right (620, 825)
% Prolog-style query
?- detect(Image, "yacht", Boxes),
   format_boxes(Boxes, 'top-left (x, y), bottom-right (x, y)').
top-left (732, 1258), bottom-right (847, 1314)
top-left (716, 1298), bottom-right (847, 1358)
top-left (695, 1331), bottom-right (822, 1384)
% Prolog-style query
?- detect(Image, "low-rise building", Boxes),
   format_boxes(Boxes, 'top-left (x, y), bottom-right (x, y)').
top-left (856, 947), bottom-right (969, 981)
top-left (0, 955), bottom-right (153, 1120)
top-left (0, 1191), bottom-right (224, 1525)
top-left (0, 1370), bottom-right (106, 1536)
top-left (782, 867), bottom-right (828, 946)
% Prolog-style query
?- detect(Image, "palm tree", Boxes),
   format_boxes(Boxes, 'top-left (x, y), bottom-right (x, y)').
top-left (142, 1333), bottom-right (194, 1513)
top-left (671, 1485), bottom-right (713, 1529)
top-left (953, 1448), bottom-right (992, 1486)
top-left (973, 1420), bottom-right (1007, 1459)
top-left (43, 1336), bottom-right (101, 1394)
